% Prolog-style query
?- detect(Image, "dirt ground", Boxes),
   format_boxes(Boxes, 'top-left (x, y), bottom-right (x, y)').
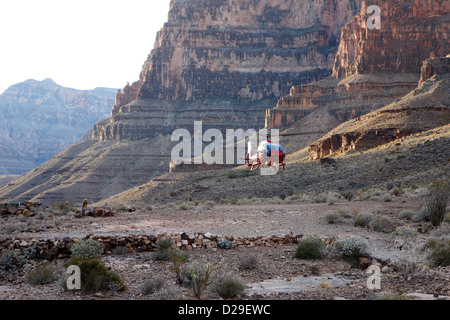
top-left (0, 197), bottom-right (449, 300)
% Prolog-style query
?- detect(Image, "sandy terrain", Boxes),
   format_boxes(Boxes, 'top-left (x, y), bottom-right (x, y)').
top-left (0, 197), bottom-right (449, 300)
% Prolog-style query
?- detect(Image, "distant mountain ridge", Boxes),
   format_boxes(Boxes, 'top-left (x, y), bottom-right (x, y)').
top-left (0, 79), bottom-right (117, 175)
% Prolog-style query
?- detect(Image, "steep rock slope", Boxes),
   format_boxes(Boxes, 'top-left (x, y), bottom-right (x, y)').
top-left (0, 79), bottom-right (116, 175)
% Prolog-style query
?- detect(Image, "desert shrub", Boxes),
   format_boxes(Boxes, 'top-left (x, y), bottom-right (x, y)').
top-left (369, 216), bottom-right (396, 233)
top-left (381, 194), bottom-right (392, 202)
top-left (154, 238), bottom-right (175, 261)
top-left (214, 275), bottom-right (246, 300)
top-left (51, 202), bottom-right (75, 215)
top-left (354, 212), bottom-right (374, 227)
top-left (170, 249), bottom-right (191, 285)
top-left (294, 235), bottom-right (326, 260)
top-left (3, 222), bottom-right (27, 234)
top-left (333, 237), bottom-right (369, 264)
top-left (65, 257), bottom-right (126, 294)
top-left (398, 210), bottom-right (414, 220)
top-left (425, 181), bottom-right (449, 227)
top-left (238, 256), bottom-right (258, 270)
top-left (26, 263), bottom-right (58, 285)
top-left (0, 250), bottom-right (24, 271)
top-left (386, 182), bottom-right (395, 191)
top-left (310, 265), bottom-right (321, 276)
top-left (313, 194), bottom-right (327, 203)
top-left (426, 236), bottom-right (450, 267)
top-left (141, 278), bottom-right (165, 295)
top-left (394, 227), bottom-right (417, 239)
top-left (340, 190), bottom-right (354, 201)
top-left (178, 203), bottom-right (190, 211)
top-left (70, 239), bottom-right (103, 259)
top-left (326, 197), bottom-right (338, 205)
top-left (392, 187), bottom-right (404, 197)
top-left (112, 246), bottom-right (129, 255)
top-left (203, 201), bottom-right (216, 209)
top-left (444, 213), bottom-right (450, 224)
top-left (323, 210), bottom-right (341, 224)
top-left (187, 258), bottom-right (224, 300)
top-left (412, 206), bottom-right (430, 222)
top-left (218, 240), bottom-right (234, 249)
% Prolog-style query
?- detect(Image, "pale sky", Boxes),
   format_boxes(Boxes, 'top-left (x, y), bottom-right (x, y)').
top-left (0, 0), bottom-right (172, 94)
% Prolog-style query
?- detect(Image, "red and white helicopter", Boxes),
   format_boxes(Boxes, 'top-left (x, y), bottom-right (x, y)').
top-left (245, 139), bottom-right (286, 173)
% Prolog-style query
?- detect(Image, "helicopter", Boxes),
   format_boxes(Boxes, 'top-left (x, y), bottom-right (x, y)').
top-left (243, 130), bottom-right (326, 173)
top-left (244, 139), bottom-right (286, 172)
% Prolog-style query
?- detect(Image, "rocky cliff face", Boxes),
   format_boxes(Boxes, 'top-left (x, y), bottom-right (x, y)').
top-left (333, 0), bottom-right (450, 78)
top-left (94, 0), bottom-right (362, 141)
top-left (266, 0), bottom-right (449, 153)
top-left (0, 79), bottom-right (116, 175)
top-left (309, 55), bottom-right (450, 160)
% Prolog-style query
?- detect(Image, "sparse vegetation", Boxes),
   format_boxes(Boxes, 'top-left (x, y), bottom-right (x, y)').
top-left (398, 209), bottom-right (414, 220)
top-left (294, 235), bottom-right (326, 260)
top-left (187, 258), bottom-right (224, 300)
top-left (369, 215), bottom-right (396, 233)
top-left (141, 278), bottom-right (165, 295)
top-left (238, 256), bottom-right (258, 270)
top-left (323, 210), bottom-right (341, 224)
top-left (426, 236), bottom-right (450, 267)
top-left (26, 263), bottom-right (58, 285)
top-left (112, 246), bottom-right (130, 256)
top-left (65, 257), bottom-right (126, 294)
top-left (333, 237), bottom-right (369, 265)
top-left (354, 212), bottom-right (374, 227)
top-left (340, 190), bottom-right (354, 201)
top-left (70, 239), bottom-right (103, 260)
top-left (425, 180), bottom-right (449, 227)
top-left (154, 237), bottom-right (175, 261)
top-left (214, 275), bottom-right (246, 300)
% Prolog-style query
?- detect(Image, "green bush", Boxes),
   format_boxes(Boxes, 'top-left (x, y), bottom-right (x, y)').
top-left (369, 216), bottom-right (396, 233)
top-left (70, 239), bottom-right (103, 259)
top-left (323, 210), bottom-right (341, 224)
top-left (154, 238), bottom-right (175, 261)
top-left (426, 236), bottom-right (450, 267)
top-left (425, 181), bottom-right (449, 227)
top-left (187, 258), bottom-right (224, 300)
top-left (333, 237), bottom-right (369, 265)
top-left (141, 278), bottom-right (165, 295)
top-left (354, 212), bottom-right (374, 227)
top-left (398, 210), bottom-right (414, 220)
top-left (340, 190), bottom-right (354, 201)
top-left (294, 236), bottom-right (326, 260)
top-left (26, 263), bottom-right (57, 285)
top-left (66, 257), bottom-right (126, 294)
top-left (214, 275), bottom-right (246, 300)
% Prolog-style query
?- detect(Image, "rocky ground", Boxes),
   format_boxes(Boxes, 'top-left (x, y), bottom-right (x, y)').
top-left (0, 195), bottom-right (448, 300)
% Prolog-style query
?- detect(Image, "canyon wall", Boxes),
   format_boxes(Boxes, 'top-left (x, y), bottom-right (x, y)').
top-left (0, 79), bottom-right (115, 175)
top-left (0, 0), bottom-right (362, 204)
top-left (266, 0), bottom-right (449, 153)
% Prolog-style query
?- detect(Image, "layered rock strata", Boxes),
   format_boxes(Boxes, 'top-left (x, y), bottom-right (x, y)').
top-left (0, 0), bottom-right (363, 204)
top-left (266, 0), bottom-right (449, 153)
top-left (308, 56), bottom-right (450, 159)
